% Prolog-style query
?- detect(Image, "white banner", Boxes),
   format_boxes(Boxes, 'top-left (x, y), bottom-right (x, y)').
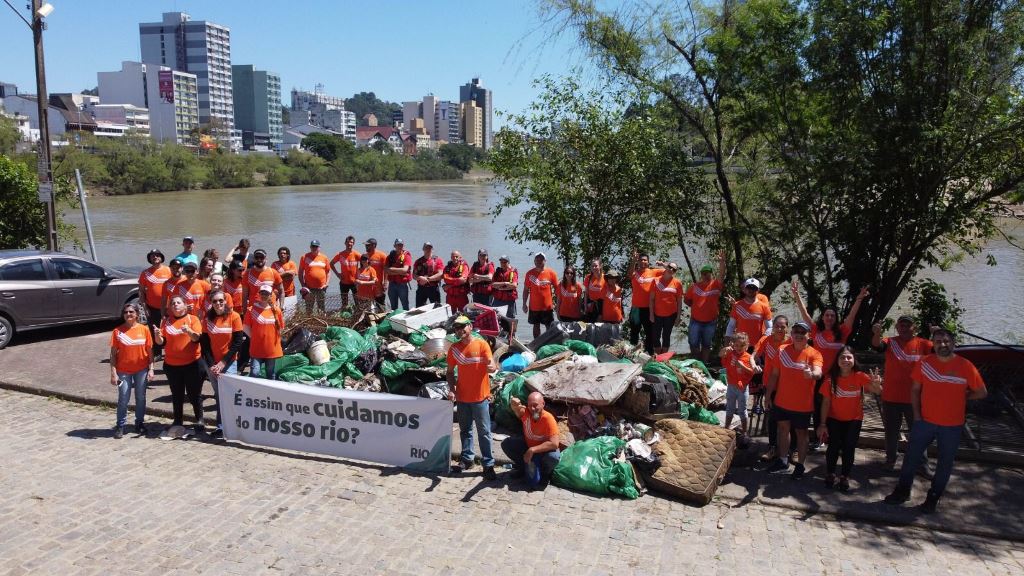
top-left (219, 374), bottom-right (452, 473)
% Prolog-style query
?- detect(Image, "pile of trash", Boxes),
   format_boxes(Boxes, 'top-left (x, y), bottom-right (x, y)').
top-left (275, 305), bottom-right (736, 506)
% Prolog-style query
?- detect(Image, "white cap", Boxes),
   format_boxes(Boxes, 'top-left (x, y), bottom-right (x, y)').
top-left (743, 278), bottom-right (761, 290)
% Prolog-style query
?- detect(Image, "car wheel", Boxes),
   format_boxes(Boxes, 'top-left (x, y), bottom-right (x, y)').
top-left (0, 315), bottom-right (12, 350)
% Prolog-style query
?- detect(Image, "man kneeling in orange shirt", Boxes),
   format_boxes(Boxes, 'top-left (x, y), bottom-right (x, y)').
top-left (503, 392), bottom-right (562, 490)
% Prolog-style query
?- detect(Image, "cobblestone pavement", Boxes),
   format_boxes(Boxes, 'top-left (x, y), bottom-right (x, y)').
top-left (1, 390), bottom-right (1021, 576)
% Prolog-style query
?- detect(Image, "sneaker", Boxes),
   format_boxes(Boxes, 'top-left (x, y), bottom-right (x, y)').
top-left (918, 491), bottom-right (940, 514)
top-left (790, 462), bottom-right (805, 480)
top-left (455, 460), bottom-right (476, 473)
top-left (884, 485), bottom-right (911, 505)
top-left (113, 426), bottom-right (124, 439)
top-left (788, 451), bottom-right (799, 465)
top-left (766, 458), bottom-right (790, 474)
top-left (824, 474), bottom-right (836, 489)
top-left (209, 427), bottom-right (224, 439)
top-left (483, 466), bottom-right (497, 481)
top-left (135, 422), bottom-right (148, 435)
top-left (193, 423), bottom-right (205, 436)
top-left (759, 447), bottom-right (778, 462)
top-left (837, 477), bottom-right (850, 493)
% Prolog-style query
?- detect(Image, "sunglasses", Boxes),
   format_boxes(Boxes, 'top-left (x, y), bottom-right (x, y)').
top-left (212, 299), bottom-right (227, 304)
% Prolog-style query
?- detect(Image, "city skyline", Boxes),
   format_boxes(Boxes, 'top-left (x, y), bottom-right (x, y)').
top-left (0, 1), bottom-right (591, 129)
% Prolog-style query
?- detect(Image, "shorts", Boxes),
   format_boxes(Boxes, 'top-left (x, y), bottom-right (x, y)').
top-left (528, 309), bottom-right (554, 326)
top-left (725, 385), bottom-right (749, 418)
top-left (772, 405), bottom-right (812, 429)
top-left (688, 318), bottom-right (716, 350)
top-left (338, 283), bottom-right (356, 296)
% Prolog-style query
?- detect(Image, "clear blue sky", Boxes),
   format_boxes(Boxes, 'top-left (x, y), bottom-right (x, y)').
top-left (0, 0), bottom-right (593, 125)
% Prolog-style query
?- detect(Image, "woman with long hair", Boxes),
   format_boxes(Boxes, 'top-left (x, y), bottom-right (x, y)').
top-left (153, 295), bottom-right (205, 433)
top-left (556, 265), bottom-right (583, 322)
top-left (244, 284), bottom-right (284, 380)
top-left (200, 289), bottom-right (245, 437)
top-left (816, 346), bottom-right (882, 491)
top-left (109, 302), bottom-right (153, 438)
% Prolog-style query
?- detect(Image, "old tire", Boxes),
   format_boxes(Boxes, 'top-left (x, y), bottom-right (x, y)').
top-left (0, 315), bottom-right (12, 350)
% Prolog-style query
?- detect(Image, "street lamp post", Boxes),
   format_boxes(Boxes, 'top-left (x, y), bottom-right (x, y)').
top-left (31, 0), bottom-right (59, 251)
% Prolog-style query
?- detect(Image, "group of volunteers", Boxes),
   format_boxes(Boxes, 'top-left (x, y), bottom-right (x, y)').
top-left (107, 235), bottom-right (988, 508)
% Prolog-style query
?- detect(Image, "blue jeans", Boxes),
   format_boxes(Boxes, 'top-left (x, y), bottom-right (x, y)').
top-left (456, 399), bottom-right (494, 468)
top-left (501, 435), bottom-right (561, 487)
top-left (250, 357), bottom-right (278, 380)
top-left (725, 385), bottom-right (749, 419)
top-left (688, 318), bottom-right (716, 350)
top-left (898, 419), bottom-right (963, 497)
top-left (115, 369), bottom-right (148, 427)
top-left (388, 282), bottom-right (409, 311)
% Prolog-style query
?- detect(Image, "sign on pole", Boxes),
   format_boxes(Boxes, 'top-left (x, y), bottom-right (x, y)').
top-left (218, 374), bottom-right (453, 473)
top-left (37, 182), bottom-right (52, 203)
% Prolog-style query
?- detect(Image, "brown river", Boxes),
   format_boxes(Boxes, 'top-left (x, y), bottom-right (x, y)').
top-left (63, 181), bottom-right (1024, 347)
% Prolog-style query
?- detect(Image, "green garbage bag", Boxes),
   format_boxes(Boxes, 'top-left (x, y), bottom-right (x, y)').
top-left (551, 436), bottom-right (640, 499)
top-left (668, 358), bottom-right (714, 385)
top-left (362, 325), bottom-right (379, 338)
top-left (379, 359), bottom-right (418, 379)
top-left (564, 339), bottom-right (597, 357)
top-left (679, 401), bottom-right (720, 425)
top-left (642, 361), bottom-right (681, 391)
top-left (494, 371), bottom-right (537, 429)
top-left (275, 353), bottom-right (310, 375)
top-left (327, 327), bottom-right (370, 362)
top-left (278, 359), bottom-right (345, 385)
top-left (536, 344), bottom-right (569, 360)
top-left (408, 327), bottom-right (429, 347)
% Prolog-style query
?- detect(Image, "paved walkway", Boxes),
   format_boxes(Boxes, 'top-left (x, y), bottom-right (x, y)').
top-left (2, 390), bottom-right (1022, 576)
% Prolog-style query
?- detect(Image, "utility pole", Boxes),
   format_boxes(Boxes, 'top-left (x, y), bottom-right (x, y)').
top-left (31, 0), bottom-right (58, 251)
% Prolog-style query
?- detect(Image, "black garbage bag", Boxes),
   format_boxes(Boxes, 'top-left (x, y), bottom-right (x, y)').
top-left (641, 375), bottom-right (681, 415)
top-left (283, 328), bottom-right (317, 356)
top-left (395, 349), bottom-right (429, 366)
top-left (626, 441), bottom-right (662, 475)
top-left (353, 346), bottom-right (380, 375)
top-left (418, 381), bottom-right (450, 400)
top-left (527, 322), bottom-right (572, 351)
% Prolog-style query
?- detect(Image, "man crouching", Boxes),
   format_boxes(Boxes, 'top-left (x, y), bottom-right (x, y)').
top-left (503, 392), bottom-right (562, 490)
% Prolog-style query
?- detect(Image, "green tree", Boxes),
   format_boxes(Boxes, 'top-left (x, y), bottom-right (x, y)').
top-left (301, 132), bottom-right (352, 162)
top-left (346, 92), bottom-right (401, 126)
top-left (439, 143), bottom-right (477, 172)
top-left (0, 155), bottom-right (77, 249)
top-left (0, 115), bottom-right (19, 156)
top-left (488, 75), bottom-right (709, 269)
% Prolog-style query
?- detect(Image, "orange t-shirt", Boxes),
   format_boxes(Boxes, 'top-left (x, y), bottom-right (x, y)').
top-left (244, 301), bottom-right (283, 359)
top-left (755, 335), bottom-right (791, 377)
top-left (447, 337), bottom-right (493, 403)
top-left (630, 268), bottom-right (663, 307)
top-left (773, 344), bottom-right (824, 412)
top-left (880, 336), bottom-right (933, 403)
top-left (522, 410), bottom-right (559, 448)
top-left (355, 267), bottom-right (378, 300)
top-left (245, 267), bottom-right (283, 302)
top-left (365, 249), bottom-right (388, 295)
top-left (204, 311), bottom-right (243, 364)
top-left (685, 279), bottom-right (722, 323)
top-left (525, 267), bottom-right (558, 312)
top-left (557, 281), bottom-right (583, 319)
top-left (138, 265), bottom-right (172, 309)
top-left (272, 260), bottom-right (298, 296)
top-left (601, 285), bottom-right (624, 323)
top-left (912, 355), bottom-right (985, 426)
top-left (299, 252), bottom-right (330, 290)
top-left (820, 372), bottom-right (871, 421)
top-left (223, 277), bottom-right (245, 313)
top-left (724, 350), bottom-right (754, 391)
top-left (731, 298), bottom-right (772, 339)
top-left (652, 276), bottom-right (684, 317)
top-left (161, 275), bottom-right (184, 311)
top-left (811, 324), bottom-right (852, 372)
top-left (174, 279), bottom-right (211, 316)
top-left (331, 249), bottom-right (362, 284)
top-left (161, 314), bottom-right (201, 366)
top-left (584, 273), bottom-right (605, 303)
top-left (110, 323), bottom-right (152, 373)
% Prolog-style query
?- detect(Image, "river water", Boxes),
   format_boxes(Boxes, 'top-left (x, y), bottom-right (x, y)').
top-left (63, 181), bottom-right (1024, 346)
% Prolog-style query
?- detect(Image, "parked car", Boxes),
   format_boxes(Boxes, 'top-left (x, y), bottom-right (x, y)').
top-left (0, 250), bottom-right (141, 349)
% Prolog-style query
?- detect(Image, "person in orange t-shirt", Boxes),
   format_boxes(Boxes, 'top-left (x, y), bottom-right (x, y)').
top-left (765, 321), bottom-right (823, 479)
top-left (503, 391), bottom-right (562, 489)
top-left (886, 329), bottom-right (986, 512)
top-left (582, 259), bottom-right (605, 322)
top-left (649, 263), bottom-right (684, 354)
top-left (727, 277), bottom-right (773, 344)
top-left (354, 255), bottom-right (379, 302)
top-left (555, 266), bottom-right (583, 322)
top-left (684, 251), bottom-right (726, 363)
top-left (109, 302), bottom-right (154, 437)
top-left (223, 261), bottom-right (246, 314)
top-left (330, 236), bottom-right (362, 308)
top-left (816, 347), bottom-right (882, 491)
top-left (199, 290), bottom-right (245, 437)
top-left (446, 316), bottom-right (498, 478)
top-left (139, 249), bottom-right (171, 358)
top-left (626, 252), bottom-right (664, 354)
top-left (600, 270), bottom-right (625, 324)
top-left (154, 295), bottom-right (204, 431)
top-left (272, 246), bottom-right (298, 314)
top-left (363, 238), bottom-right (388, 305)
top-left (242, 249), bottom-right (284, 311)
top-left (753, 315), bottom-right (791, 462)
top-left (299, 240), bottom-right (331, 314)
top-left (174, 261), bottom-right (211, 316)
top-left (720, 331), bottom-right (755, 439)
top-left (871, 315), bottom-right (934, 469)
top-left (244, 284), bottom-right (284, 380)
top-left (523, 253), bottom-right (558, 338)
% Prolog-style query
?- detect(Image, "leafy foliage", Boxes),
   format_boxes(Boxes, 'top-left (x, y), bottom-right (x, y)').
top-left (345, 92), bottom-right (402, 127)
top-left (0, 115), bottom-right (19, 156)
top-left (438, 143), bottom-right (486, 172)
top-left (0, 155), bottom-right (78, 249)
top-left (908, 279), bottom-right (965, 339)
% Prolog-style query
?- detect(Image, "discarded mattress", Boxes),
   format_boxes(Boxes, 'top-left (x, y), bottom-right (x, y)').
top-left (643, 419), bottom-right (736, 506)
top-left (524, 361), bottom-right (642, 406)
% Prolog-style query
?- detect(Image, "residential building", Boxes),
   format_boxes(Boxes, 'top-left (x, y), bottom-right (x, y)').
top-left (0, 81), bottom-right (18, 98)
top-left (363, 113), bottom-right (377, 127)
top-left (232, 65), bottom-right (283, 151)
top-left (354, 126), bottom-right (403, 153)
top-left (0, 108), bottom-right (36, 144)
top-left (421, 95), bottom-right (438, 139)
top-left (281, 122), bottom-right (345, 153)
top-left (0, 94), bottom-right (68, 139)
top-left (390, 109), bottom-right (403, 128)
top-left (91, 104), bottom-right (150, 137)
top-left (435, 100), bottom-right (460, 144)
top-left (290, 88), bottom-right (355, 142)
top-left (460, 100), bottom-right (483, 148)
top-left (401, 101), bottom-right (420, 132)
top-left (139, 11), bottom-right (236, 149)
top-left (97, 61), bottom-right (199, 145)
top-left (460, 77), bottom-right (493, 149)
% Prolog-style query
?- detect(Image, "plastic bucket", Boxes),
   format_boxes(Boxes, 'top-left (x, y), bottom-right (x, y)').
top-left (307, 340), bottom-right (330, 365)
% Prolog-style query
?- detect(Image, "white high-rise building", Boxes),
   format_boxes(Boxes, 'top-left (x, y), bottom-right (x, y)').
top-left (290, 88), bottom-right (355, 143)
top-left (97, 61), bottom-right (199, 145)
top-left (139, 12), bottom-right (235, 149)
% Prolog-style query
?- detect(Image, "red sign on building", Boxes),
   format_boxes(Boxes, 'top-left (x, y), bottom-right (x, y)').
top-left (158, 70), bottom-right (174, 104)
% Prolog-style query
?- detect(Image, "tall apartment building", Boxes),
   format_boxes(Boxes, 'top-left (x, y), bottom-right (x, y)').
top-left (139, 12), bottom-right (235, 149)
top-left (460, 101), bottom-right (483, 148)
top-left (459, 77), bottom-right (492, 149)
top-left (421, 95), bottom-right (438, 139)
top-left (97, 61), bottom-right (199, 145)
top-left (232, 65), bottom-right (282, 151)
top-left (435, 100), bottom-right (460, 144)
top-left (290, 88), bottom-right (355, 142)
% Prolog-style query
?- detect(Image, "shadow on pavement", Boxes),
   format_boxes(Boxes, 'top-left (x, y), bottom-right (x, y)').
top-left (6, 320), bottom-right (118, 348)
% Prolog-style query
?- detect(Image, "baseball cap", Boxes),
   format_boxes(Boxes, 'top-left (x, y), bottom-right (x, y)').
top-left (534, 252), bottom-right (546, 260)
top-left (605, 269), bottom-right (621, 278)
top-left (253, 249), bottom-right (267, 258)
top-left (743, 277), bottom-right (761, 290)
top-left (700, 264), bottom-right (714, 274)
top-left (258, 283), bottom-right (273, 294)
top-left (182, 236), bottom-right (194, 243)
top-left (498, 255), bottom-right (509, 262)
top-left (897, 315), bottom-right (915, 323)
top-left (791, 321), bottom-right (811, 332)
top-left (365, 238), bottom-right (377, 245)
top-left (394, 238), bottom-right (404, 246)
top-left (147, 249), bottom-right (165, 263)
top-left (182, 261), bottom-right (198, 271)
top-left (169, 258), bottom-right (183, 266)
top-left (478, 248), bottom-right (488, 256)
top-left (666, 262), bottom-right (679, 271)
top-left (310, 240), bottom-right (320, 247)
top-left (452, 315), bottom-right (472, 327)
top-left (423, 241), bottom-right (433, 248)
